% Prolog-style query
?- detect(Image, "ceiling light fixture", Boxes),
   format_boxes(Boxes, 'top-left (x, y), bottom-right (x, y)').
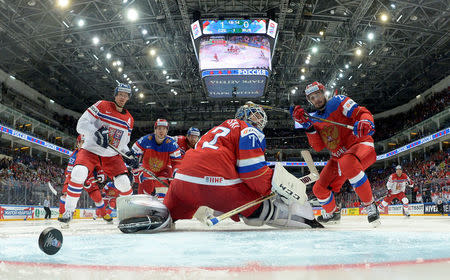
top-left (127, 8), bottom-right (138, 21)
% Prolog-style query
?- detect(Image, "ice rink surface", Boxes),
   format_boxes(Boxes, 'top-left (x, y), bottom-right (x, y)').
top-left (1, 215), bottom-right (449, 280)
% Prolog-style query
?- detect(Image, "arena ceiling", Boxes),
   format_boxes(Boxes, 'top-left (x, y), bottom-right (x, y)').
top-left (0, 0), bottom-right (448, 122)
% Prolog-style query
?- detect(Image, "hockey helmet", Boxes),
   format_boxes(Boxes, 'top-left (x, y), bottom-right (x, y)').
top-left (304, 81), bottom-right (332, 105)
top-left (304, 81), bottom-right (325, 97)
top-left (235, 101), bottom-right (267, 130)
top-left (187, 127), bottom-right (200, 136)
top-left (154, 118), bottom-right (169, 129)
top-left (396, 165), bottom-right (402, 170)
top-left (114, 83), bottom-right (132, 97)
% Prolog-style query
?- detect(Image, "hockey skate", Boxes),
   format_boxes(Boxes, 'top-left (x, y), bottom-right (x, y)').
top-left (365, 202), bottom-right (380, 227)
top-left (317, 208), bottom-right (341, 224)
top-left (58, 211), bottom-right (72, 228)
top-left (103, 213), bottom-right (113, 223)
top-left (403, 209), bottom-right (410, 218)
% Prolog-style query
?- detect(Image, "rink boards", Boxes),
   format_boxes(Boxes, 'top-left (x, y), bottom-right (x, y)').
top-left (0, 202), bottom-right (447, 221)
top-left (0, 205), bottom-right (117, 221)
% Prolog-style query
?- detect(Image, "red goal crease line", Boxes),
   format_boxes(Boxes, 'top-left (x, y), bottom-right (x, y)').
top-left (1, 257), bottom-right (449, 272)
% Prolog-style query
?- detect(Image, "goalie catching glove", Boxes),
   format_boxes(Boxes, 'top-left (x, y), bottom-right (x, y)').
top-left (271, 163), bottom-right (308, 205)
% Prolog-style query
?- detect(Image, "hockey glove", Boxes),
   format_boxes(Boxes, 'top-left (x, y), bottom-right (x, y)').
top-left (95, 170), bottom-right (106, 183)
top-left (94, 127), bottom-right (109, 148)
top-left (290, 106), bottom-right (313, 130)
top-left (124, 151), bottom-right (140, 169)
top-left (353, 120), bottom-right (375, 137)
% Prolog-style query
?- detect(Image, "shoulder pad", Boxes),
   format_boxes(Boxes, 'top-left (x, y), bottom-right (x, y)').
top-left (240, 126), bottom-right (265, 143)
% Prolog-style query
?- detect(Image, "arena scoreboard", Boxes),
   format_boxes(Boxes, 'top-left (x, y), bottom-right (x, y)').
top-left (191, 19), bottom-right (278, 98)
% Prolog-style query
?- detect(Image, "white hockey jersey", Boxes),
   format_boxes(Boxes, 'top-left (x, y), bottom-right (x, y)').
top-left (77, 100), bottom-right (134, 157)
top-left (386, 173), bottom-right (414, 195)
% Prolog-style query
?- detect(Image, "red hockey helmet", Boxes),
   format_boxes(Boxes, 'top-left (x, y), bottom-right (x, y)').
top-left (154, 118), bottom-right (169, 129)
top-left (304, 81), bottom-right (325, 97)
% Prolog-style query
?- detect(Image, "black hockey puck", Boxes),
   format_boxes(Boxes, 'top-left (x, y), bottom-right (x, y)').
top-left (38, 227), bottom-right (63, 255)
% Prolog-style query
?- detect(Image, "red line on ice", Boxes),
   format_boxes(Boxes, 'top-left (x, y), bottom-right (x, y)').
top-left (1, 258), bottom-right (449, 272)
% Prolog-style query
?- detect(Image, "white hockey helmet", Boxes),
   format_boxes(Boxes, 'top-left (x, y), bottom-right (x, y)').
top-left (154, 118), bottom-right (169, 130)
top-left (114, 83), bottom-right (132, 97)
top-left (235, 101), bottom-right (267, 130)
top-left (396, 165), bottom-right (402, 170)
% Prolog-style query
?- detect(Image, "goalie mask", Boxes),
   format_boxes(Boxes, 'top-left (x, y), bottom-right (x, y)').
top-left (235, 101), bottom-right (267, 131)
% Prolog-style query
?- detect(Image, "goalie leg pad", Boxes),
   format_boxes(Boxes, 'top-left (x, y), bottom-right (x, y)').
top-left (266, 197), bottom-right (323, 229)
top-left (117, 195), bottom-right (172, 233)
top-left (242, 199), bottom-right (274, 227)
top-left (271, 163), bottom-right (307, 205)
top-left (118, 215), bottom-right (171, 233)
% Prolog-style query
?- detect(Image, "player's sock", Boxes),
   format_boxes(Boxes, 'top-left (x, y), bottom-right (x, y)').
top-left (317, 192), bottom-right (337, 213)
top-left (349, 171), bottom-right (373, 205)
top-left (403, 204), bottom-right (410, 217)
top-left (59, 196), bottom-right (66, 215)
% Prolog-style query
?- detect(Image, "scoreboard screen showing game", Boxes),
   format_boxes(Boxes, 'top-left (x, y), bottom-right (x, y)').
top-left (199, 35), bottom-right (271, 71)
top-left (191, 19), bottom-right (278, 98)
top-left (202, 19), bottom-right (266, 34)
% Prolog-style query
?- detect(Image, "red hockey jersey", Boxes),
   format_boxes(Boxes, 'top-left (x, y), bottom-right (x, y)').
top-left (302, 95), bottom-right (374, 158)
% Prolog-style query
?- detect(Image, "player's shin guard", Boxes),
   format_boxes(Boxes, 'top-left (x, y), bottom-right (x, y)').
top-left (114, 174), bottom-right (133, 196)
top-left (349, 171), bottom-right (373, 205)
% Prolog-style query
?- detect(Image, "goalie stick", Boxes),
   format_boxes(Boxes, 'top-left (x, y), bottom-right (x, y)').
top-left (108, 144), bottom-right (170, 188)
top-left (206, 150), bottom-right (320, 226)
top-left (257, 104), bottom-right (354, 130)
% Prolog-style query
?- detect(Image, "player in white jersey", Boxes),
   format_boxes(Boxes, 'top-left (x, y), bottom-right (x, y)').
top-left (58, 83), bottom-right (139, 224)
top-left (378, 165), bottom-right (414, 217)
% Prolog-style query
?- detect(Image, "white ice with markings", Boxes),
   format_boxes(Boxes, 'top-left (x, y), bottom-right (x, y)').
top-left (0, 215), bottom-right (449, 280)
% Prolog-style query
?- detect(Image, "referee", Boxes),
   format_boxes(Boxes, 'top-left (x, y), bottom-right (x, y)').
top-left (43, 196), bottom-right (51, 219)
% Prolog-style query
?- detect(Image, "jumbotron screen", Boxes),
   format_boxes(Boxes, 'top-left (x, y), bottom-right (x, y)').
top-left (190, 19), bottom-right (278, 98)
top-left (199, 35), bottom-right (271, 71)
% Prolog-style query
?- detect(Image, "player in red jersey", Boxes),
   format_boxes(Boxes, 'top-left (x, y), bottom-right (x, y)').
top-left (378, 165), bottom-right (414, 217)
top-left (58, 83), bottom-right (139, 224)
top-left (132, 119), bottom-right (182, 197)
top-left (172, 127), bottom-right (201, 158)
top-left (291, 81), bottom-right (380, 226)
top-left (116, 102), bottom-right (322, 233)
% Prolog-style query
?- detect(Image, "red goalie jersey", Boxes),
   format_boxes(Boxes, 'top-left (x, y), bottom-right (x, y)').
top-left (173, 119), bottom-right (272, 196)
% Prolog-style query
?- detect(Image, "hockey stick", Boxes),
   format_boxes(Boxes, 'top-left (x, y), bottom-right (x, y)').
top-left (206, 150), bottom-right (320, 226)
top-left (257, 104), bottom-right (353, 130)
top-left (47, 182), bottom-right (58, 196)
top-left (206, 193), bottom-right (276, 226)
top-left (108, 144), bottom-right (170, 188)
